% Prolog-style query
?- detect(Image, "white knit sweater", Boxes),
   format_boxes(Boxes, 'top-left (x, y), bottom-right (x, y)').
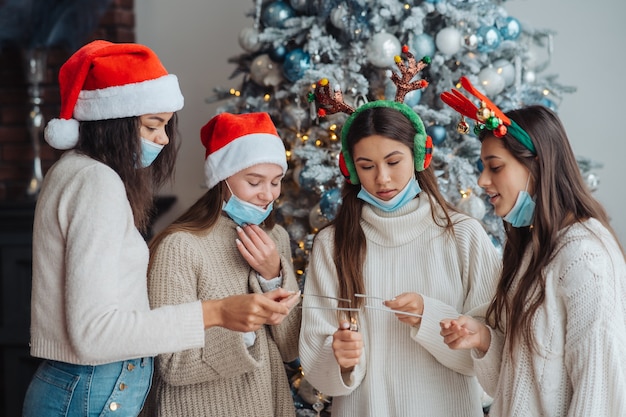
top-left (30, 152), bottom-right (205, 365)
top-left (473, 219), bottom-right (626, 417)
top-left (299, 196), bottom-right (501, 417)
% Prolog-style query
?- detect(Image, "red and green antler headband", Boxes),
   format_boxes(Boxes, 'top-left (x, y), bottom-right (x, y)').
top-left (310, 45), bottom-right (433, 184)
top-left (440, 76), bottom-right (536, 154)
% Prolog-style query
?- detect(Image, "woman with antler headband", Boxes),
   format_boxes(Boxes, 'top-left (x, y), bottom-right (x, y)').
top-left (298, 48), bottom-right (501, 417)
top-left (440, 77), bottom-right (626, 417)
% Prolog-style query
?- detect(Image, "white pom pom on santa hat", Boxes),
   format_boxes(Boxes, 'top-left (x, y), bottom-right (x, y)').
top-left (44, 40), bottom-right (184, 150)
top-left (44, 118), bottom-right (80, 150)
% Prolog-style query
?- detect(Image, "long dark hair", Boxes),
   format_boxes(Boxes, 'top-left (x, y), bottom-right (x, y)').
top-left (483, 105), bottom-right (624, 355)
top-left (74, 113), bottom-right (179, 233)
top-left (330, 106), bottom-right (457, 312)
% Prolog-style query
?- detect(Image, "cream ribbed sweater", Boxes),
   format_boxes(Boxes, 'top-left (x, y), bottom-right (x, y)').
top-left (30, 151), bottom-right (205, 365)
top-left (473, 218), bottom-right (626, 417)
top-left (142, 215), bottom-right (301, 417)
top-left (299, 196), bottom-right (501, 417)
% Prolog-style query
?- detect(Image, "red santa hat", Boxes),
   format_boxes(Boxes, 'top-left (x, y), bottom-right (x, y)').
top-left (44, 40), bottom-right (184, 150)
top-left (200, 112), bottom-right (288, 189)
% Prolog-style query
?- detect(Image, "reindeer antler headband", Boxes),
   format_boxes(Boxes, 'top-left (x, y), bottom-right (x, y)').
top-left (440, 76), bottom-right (536, 154)
top-left (311, 45), bottom-right (432, 184)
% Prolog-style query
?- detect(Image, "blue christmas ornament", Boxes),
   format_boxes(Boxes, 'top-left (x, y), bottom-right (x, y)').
top-left (269, 44), bottom-right (287, 62)
top-left (476, 158), bottom-right (484, 173)
top-left (384, 79), bottom-right (421, 107)
top-left (499, 16), bottom-right (521, 41)
top-left (540, 97), bottom-right (557, 111)
top-left (476, 26), bottom-right (502, 53)
top-left (409, 33), bottom-right (436, 59)
top-left (426, 124), bottom-right (447, 146)
top-left (404, 89), bottom-right (422, 108)
top-left (423, 0), bottom-right (442, 3)
top-left (319, 188), bottom-right (342, 221)
top-left (283, 48), bottom-right (311, 82)
top-left (262, 0), bottom-right (296, 29)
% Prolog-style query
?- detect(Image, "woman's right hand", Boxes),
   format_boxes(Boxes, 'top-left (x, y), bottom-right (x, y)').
top-left (332, 321), bottom-right (363, 372)
top-left (201, 290), bottom-right (296, 331)
top-left (439, 315), bottom-right (491, 354)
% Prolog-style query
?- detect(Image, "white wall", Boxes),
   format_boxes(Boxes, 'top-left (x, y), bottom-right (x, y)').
top-left (135, 0), bottom-right (626, 245)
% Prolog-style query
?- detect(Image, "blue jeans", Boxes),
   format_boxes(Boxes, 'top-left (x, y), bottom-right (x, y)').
top-left (22, 357), bottom-right (153, 417)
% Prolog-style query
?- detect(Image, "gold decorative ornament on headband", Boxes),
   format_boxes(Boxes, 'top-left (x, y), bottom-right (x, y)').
top-left (440, 76), bottom-right (536, 154)
top-left (308, 45), bottom-right (433, 184)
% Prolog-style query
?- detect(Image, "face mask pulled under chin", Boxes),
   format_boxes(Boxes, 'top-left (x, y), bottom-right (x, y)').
top-left (503, 175), bottom-right (536, 227)
top-left (357, 176), bottom-right (421, 212)
top-left (222, 182), bottom-right (273, 226)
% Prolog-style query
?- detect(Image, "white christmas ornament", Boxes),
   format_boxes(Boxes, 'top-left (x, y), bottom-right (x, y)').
top-left (435, 27), bottom-right (462, 55)
top-left (492, 58), bottom-right (515, 86)
top-left (367, 32), bottom-right (401, 68)
top-left (238, 27), bottom-right (262, 53)
top-left (523, 69), bottom-right (536, 83)
top-left (250, 54), bottom-right (283, 87)
top-left (478, 67), bottom-right (505, 96)
top-left (458, 193), bottom-right (486, 220)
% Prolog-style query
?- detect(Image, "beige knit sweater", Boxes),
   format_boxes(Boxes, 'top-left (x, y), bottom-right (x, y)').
top-left (141, 215), bottom-right (301, 417)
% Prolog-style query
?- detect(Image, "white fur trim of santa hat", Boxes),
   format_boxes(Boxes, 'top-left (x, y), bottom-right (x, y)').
top-left (201, 112), bottom-right (287, 190)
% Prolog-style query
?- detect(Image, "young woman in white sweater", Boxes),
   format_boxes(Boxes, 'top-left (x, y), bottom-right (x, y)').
top-left (23, 41), bottom-right (296, 417)
top-left (299, 100), bottom-right (501, 417)
top-left (440, 85), bottom-right (626, 416)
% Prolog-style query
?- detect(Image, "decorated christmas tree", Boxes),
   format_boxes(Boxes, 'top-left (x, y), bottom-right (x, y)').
top-left (208, 0), bottom-right (593, 414)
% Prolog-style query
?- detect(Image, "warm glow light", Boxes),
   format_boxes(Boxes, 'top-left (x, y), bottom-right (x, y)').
top-left (264, 94), bottom-right (271, 101)
top-left (542, 89), bottom-right (550, 96)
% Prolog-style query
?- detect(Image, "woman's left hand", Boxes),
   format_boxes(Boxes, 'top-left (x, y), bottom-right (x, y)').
top-left (236, 224), bottom-right (281, 278)
top-left (384, 292), bottom-right (424, 327)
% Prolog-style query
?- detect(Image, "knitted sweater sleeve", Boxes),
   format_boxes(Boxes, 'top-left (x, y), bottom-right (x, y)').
top-left (255, 225), bottom-right (301, 363)
top-left (413, 217), bottom-right (501, 376)
top-left (471, 325), bottom-right (505, 396)
top-left (148, 232), bottom-right (262, 386)
top-left (559, 236), bottom-right (626, 416)
top-left (299, 228), bottom-right (367, 397)
top-left (55, 162), bottom-right (204, 363)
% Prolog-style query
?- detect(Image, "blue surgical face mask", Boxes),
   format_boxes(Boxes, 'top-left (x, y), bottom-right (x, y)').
top-left (222, 181), bottom-right (273, 226)
top-left (503, 175), bottom-right (536, 227)
top-left (138, 137), bottom-right (164, 168)
top-left (357, 176), bottom-right (421, 212)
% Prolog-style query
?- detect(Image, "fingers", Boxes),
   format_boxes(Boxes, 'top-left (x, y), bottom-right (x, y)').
top-left (236, 225), bottom-right (280, 278)
top-left (236, 225), bottom-right (275, 255)
top-left (263, 287), bottom-right (295, 302)
top-left (260, 289), bottom-right (300, 325)
top-left (439, 316), bottom-right (484, 350)
top-left (332, 321), bottom-right (362, 369)
top-left (384, 292), bottom-right (423, 326)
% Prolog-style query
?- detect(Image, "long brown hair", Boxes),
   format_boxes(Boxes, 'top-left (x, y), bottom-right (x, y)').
top-left (330, 106), bottom-right (458, 311)
top-left (148, 181), bottom-right (277, 264)
top-left (483, 105), bottom-right (624, 355)
top-left (74, 113), bottom-right (179, 233)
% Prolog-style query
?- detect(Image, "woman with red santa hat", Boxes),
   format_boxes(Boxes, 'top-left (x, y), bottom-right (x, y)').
top-left (22, 40), bottom-right (299, 417)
